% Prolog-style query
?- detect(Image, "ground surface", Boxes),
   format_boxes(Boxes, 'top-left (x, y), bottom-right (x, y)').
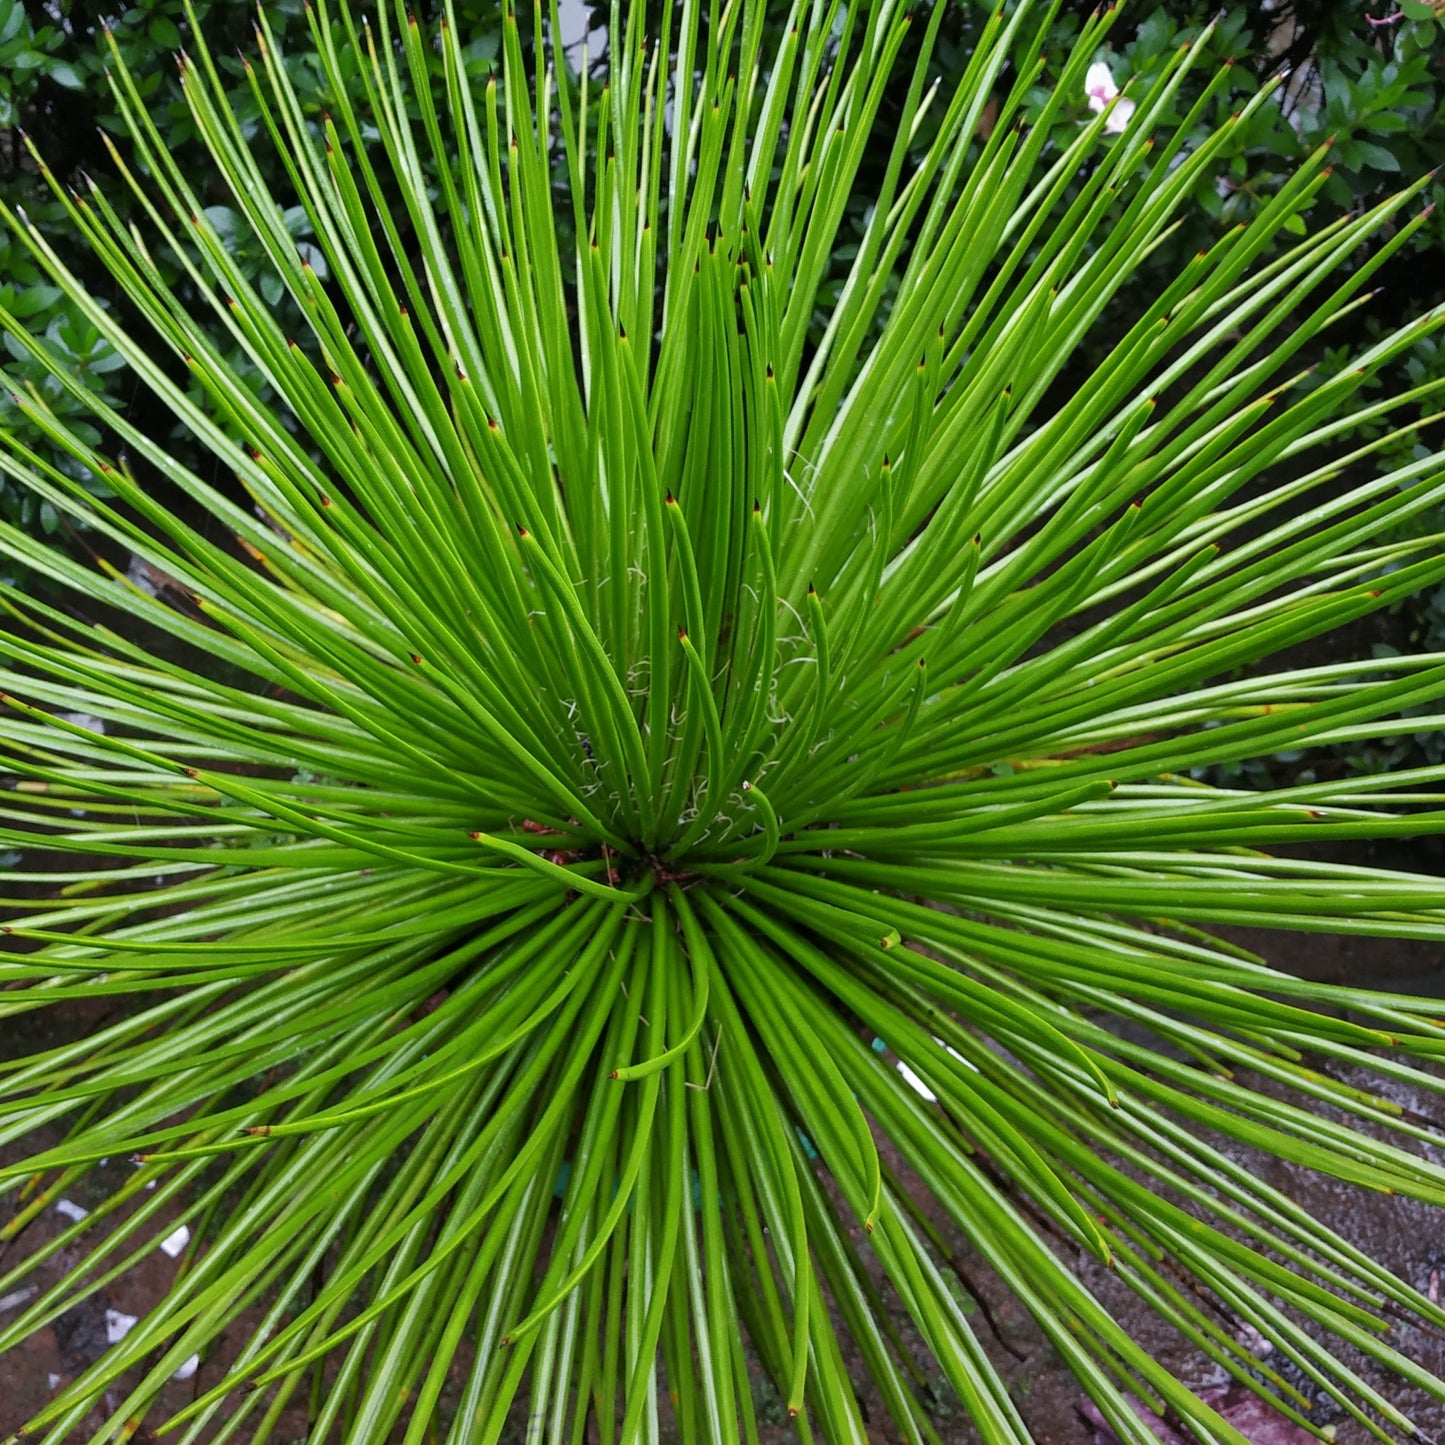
top-left (3, 915), bottom-right (1443, 1442)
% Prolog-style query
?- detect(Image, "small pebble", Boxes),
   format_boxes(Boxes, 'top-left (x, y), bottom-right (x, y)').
top-left (1237, 1322), bottom-right (1273, 1357)
top-left (105, 1309), bottom-right (138, 1344)
top-left (173, 1353), bottom-right (200, 1381)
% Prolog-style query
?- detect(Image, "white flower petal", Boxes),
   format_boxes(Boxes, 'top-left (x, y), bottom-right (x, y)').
top-left (159, 1223), bottom-right (191, 1258)
top-left (172, 1353), bottom-right (200, 1381)
top-left (1085, 60), bottom-right (1118, 103)
top-left (105, 1309), bottom-right (138, 1345)
top-left (55, 1199), bottom-right (89, 1223)
top-left (1103, 95), bottom-right (1136, 134)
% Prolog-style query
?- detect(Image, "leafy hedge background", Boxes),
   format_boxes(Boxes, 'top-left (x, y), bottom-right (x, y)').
top-left (3, 0), bottom-right (1444, 772)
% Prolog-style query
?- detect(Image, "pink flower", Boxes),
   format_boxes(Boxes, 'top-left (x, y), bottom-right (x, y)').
top-left (1085, 60), bottom-right (1136, 134)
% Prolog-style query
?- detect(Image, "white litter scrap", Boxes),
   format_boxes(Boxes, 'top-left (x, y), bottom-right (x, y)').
top-left (47, 1373), bottom-right (62, 1391)
top-left (105, 1309), bottom-right (138, 1345)
top-left (56, 711), bottom-right (106, 736)
top-left (173, 1353), bottom-right (200, 1381)
top-left (896, 1060), bottom-right (938, 1102)
top-left (126, 553), bottom-right (159, 596)
top-left (159, 1223), bottom-right (191, 1258)
top-left (0, 1286), bottom-right (37, 1314)
top-left (55, 1198), bottom-right (89, 1223)
top-left (892, 1036), bottom-right (978, 1103)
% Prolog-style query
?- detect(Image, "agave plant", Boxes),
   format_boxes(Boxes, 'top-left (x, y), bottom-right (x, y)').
top-left (4, 0), bottom-right (1445, 1438)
